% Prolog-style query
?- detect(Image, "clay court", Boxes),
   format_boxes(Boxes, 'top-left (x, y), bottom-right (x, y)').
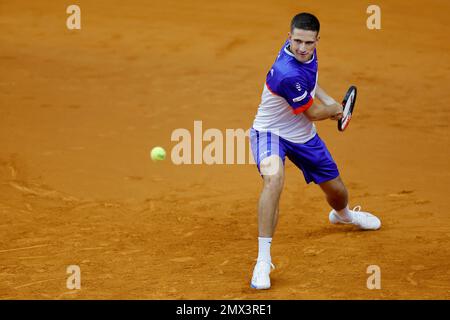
top-left (1, 0), bottom-right (449, 299)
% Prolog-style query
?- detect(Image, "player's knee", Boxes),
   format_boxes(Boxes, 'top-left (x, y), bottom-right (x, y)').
top-left (262, 172), bottom-right (284, 192)
top-left (332, 184), bottom-right (348, 202)
top-left (325, 180), bottom-right (347, 201)
top-left (260, 155), bottom-right (283, 177)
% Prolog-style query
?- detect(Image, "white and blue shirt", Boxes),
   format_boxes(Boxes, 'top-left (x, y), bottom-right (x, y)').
top-left (253, 40), bottom-right (318, 143)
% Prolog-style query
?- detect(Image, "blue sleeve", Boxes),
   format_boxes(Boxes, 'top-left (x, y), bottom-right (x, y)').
top-left (279, 76), bottom-right (314, 114)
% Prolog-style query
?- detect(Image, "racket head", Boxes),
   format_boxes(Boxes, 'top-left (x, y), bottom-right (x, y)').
top-left (338, 85), bottom-right (357, 131)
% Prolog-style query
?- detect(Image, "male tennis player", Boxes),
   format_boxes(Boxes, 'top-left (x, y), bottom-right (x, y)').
top-left (249, 13), bottom-right (381, 290)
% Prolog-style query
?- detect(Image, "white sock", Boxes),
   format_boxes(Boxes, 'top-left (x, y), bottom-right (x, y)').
top-left (257, 237), bottom-right (272, 262)
top-left (337, 205), bottom-right (353, 222)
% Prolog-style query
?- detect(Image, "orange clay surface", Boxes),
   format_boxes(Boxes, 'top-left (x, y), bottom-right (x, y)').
top-left (0, 0), bottom-right (449, 299)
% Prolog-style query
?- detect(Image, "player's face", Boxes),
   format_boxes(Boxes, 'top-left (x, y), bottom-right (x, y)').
top-left (288, 28), bottom-right (319, 63)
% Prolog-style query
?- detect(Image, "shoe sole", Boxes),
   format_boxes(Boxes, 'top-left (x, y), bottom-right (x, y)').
top-left (330, 211), bottom-right (381, 230)
top-left (250, 283), bottom-right (270, 290)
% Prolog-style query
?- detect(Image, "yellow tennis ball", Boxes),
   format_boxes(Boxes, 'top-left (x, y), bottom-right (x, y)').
top-left (151, 146), bottom-right (166, 161)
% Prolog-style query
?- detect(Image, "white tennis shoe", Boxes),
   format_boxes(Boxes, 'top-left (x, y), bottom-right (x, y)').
top-left (329, 205), bottom-right (381, 230)
top-left (250, 260), bottom-right (275, 290)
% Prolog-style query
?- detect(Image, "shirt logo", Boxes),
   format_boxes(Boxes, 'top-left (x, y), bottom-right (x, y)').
top-left (295, 83), bottom-right (302, 91)
top-left (293, 91), bottom-right (308, 102)
top-left (270, 69), bottom-right (274, 76)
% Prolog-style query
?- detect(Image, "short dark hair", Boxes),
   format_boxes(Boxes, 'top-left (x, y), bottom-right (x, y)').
top-left (290, 13), bottom-right (320, 33)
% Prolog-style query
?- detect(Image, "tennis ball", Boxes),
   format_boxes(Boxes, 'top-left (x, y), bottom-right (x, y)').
top-left (151, 146), bottom-right (166, 161)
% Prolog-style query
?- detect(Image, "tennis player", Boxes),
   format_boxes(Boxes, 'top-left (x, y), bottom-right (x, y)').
top-left (249, 12), bottom-right (381, 290)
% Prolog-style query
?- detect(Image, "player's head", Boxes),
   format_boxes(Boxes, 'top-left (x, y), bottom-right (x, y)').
top-left (288, 13), bottom-right (320, 63)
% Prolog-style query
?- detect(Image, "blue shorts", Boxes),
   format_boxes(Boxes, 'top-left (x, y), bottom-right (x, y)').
top-left (249, 128), bottom-right (339, 184)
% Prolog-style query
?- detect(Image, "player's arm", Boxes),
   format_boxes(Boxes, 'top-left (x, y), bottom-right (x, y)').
top-left (316, 84), bottom-right (338, 105)
top-left (304, 84), bottom-right (343, 121)
top-left (280, 77), bottom-right (343, 121)
top-left (304, 100), bottom-right (342, 121)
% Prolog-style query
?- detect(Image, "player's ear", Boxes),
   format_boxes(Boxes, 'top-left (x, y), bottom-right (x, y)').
top-left (287, 31), bottom-right (292, 40)
top-left (316, 33), bottom-right (320, 42)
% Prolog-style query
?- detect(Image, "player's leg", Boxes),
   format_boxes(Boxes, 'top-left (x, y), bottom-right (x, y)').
top-left (319, 175), bottom-right (354, 222)
top-left (273, 203), bottom-right (280, 235)
top-left (286, 133), bottom-right (381, 230)
top-left (249, 129), bottom-right (286, 289)
top-left (318, 175), bottom-right (348, 214)
top-left (320, 176), bottom-right (381, 230)
top-left (251, 155), bottom-right (283, 289)
top-left (258, 155), bottom-right (285, 237)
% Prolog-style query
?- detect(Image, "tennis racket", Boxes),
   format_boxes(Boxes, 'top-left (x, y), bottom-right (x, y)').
top-left (338, 85), bottom-right (357, 131)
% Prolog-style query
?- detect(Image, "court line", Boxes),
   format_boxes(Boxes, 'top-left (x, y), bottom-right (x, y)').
top-left (14, 278), bottom-right (62, 290)
top-left (0, 244), bottom-right (49, 254)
